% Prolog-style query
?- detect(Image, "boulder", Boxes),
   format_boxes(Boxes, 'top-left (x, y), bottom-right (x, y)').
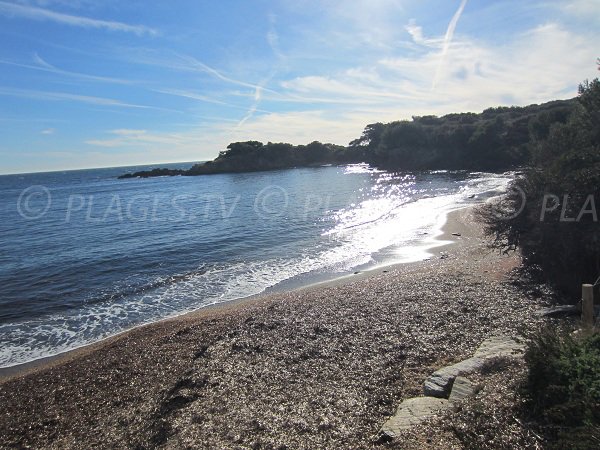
top-left (423, 357), bottom-right (484, 398)
top-left (423, 373), bottom-right (453, 398)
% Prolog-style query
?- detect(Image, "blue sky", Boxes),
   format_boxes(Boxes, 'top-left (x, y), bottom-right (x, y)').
top-left (0, 0), bottom-right (598, 174)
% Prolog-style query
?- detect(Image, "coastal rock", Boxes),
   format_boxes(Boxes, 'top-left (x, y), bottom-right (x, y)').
top-left (423, 357), bottom-right (485, 398)
top-left (386, 335), bottom-right (524, 440)
top-left (422, 336), bottom-right (523, 400)
top-left (118, 168), bottom-right (185, 179)
top-left (380, 397), bottom-right (451, 438)
top-left (448, 376), bottom-right (479, 403)
top-left (423, 373), bottom-right (454, 398)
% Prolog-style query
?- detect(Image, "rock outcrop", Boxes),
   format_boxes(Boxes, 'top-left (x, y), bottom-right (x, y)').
top-left (380, 335), bottom-right (525, 441)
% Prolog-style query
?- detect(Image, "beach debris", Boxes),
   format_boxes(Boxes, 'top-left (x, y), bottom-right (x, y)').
top-left (439, 252), bottom-right (449, 259)
top-left (451, 232), bottom-right (462, 236)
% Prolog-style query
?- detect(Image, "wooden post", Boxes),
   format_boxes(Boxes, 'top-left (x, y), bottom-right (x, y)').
top-left (582, 284), bottom-right (594, 327)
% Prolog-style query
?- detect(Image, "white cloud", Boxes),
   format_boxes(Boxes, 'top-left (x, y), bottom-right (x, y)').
top-left (323, 0), bottom-right (407, 48)
top-left (559, 0), bottom-right (600, 18)
top-left (81, 20), bottom-right (597, 161)
top-left (280, 21), bottom-right (597, 117)
top-left (125, 49), bottom-right (283, 126)
top-left (0, 86), bottom-right (159, 109)
top-left (111, 129), bottom-right (146, 136)
top-left (153, 88), bottom-right (273, 115)
top-left (41, 127), bottom-right (55, 134)
top-left (405, 19), bottom-right (425, 45)
top-left (17, 1), bottom-right (96, 9)
top-left (28, 1), bottom-right (595, 170)
top-left (189, 21), bottom-right (600, 150)
top-left (85, 129), bottom-right (188, 148)
top-left (281, 75), bottom-right (417, 102)
top-left (227, 110), bottom-right (368, 146)
top-left (0, 1), bottom-right (157, 36)
top-left (83, 126), bottom-right (230, 167)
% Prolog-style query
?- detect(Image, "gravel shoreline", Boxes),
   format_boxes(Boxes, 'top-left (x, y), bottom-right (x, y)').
top-left (0, 207), bottom-right (548, 449)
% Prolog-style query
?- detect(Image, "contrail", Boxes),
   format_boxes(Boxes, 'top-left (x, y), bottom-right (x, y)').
top-left (432, 0), bottom-right (468, 90)
top-left (0, 1), bottom-right (157, 36)
top-left (238, 15), bottom-right (282, 128)
top-left (237, 84), bottom-right (264, 127)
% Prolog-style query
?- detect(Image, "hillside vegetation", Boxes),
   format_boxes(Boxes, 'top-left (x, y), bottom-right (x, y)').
top-left (119, 98), bottom-right (574, 179)
top-left (480, 79), bottom-right (600, 298)
top-left (351, 100), bottom-right (573, 171)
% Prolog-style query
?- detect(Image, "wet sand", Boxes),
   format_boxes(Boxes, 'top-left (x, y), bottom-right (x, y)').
top-left (0, 206), bottom-right (546, 449)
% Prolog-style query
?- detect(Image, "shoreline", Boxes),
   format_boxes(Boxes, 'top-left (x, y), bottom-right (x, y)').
top-left (0, 204), bottom-right (473, 382)
top-left (0, 203), bottom-right (544, 449)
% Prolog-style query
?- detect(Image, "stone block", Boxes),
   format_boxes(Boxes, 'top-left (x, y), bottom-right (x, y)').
top-left (448, 376), bottom-right (478, 403)
top-left (380, 397), bottom-right (451, 438)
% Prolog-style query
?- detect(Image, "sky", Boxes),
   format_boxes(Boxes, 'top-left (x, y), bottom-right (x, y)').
top-left (0, 0), bottom-right (598, 174)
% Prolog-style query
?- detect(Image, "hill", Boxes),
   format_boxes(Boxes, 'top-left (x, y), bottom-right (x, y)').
top-left (119, 98), bottom-right (574, 179)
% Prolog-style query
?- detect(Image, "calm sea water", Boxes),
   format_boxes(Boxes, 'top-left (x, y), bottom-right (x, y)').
top-left (0, 163), bottom-right (511, 367)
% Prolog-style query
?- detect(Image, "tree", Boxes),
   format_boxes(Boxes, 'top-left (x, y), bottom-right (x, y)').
top-left (480, 78), bottom-right (600, 298)
top-left (349, 122), bottom-right (385, 149)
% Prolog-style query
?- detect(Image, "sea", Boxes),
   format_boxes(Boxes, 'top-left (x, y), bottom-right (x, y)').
top-left (0, 163), bottom-right (512, 367)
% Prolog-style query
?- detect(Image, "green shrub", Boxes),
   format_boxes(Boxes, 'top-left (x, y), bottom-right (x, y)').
top-left (479, 78), bottom-right (600, 299)
top-left (524, 326), bottom-right (600, 448)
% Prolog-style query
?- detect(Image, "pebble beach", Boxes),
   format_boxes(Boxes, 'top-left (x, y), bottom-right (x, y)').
top-left (0, 207), bottom-right (548, 449)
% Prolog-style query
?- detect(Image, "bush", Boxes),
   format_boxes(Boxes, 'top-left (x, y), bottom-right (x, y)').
top-left (524, 326), bottom-right (600, 448)
top-left (479, 78), bottom-right (600, 299)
